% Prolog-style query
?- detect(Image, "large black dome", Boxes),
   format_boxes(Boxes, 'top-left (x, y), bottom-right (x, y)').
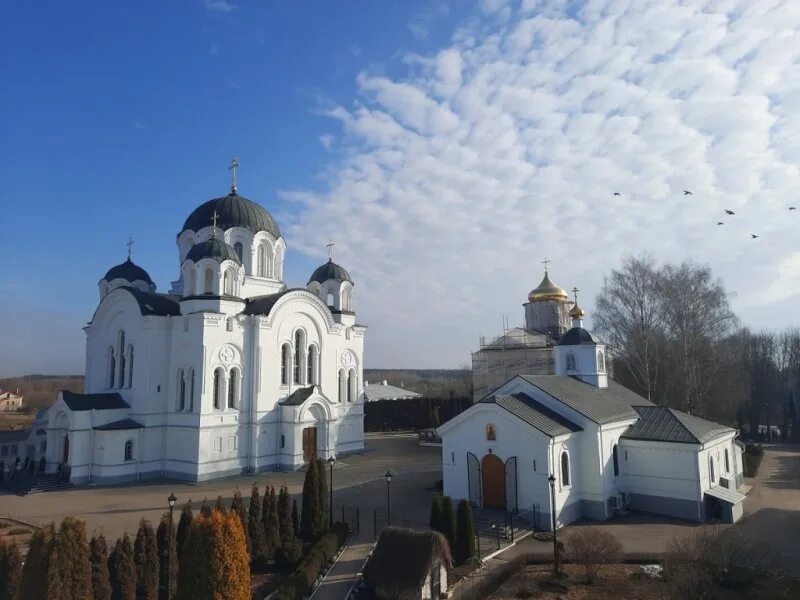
top-left (558, 327), bottom-right (596, 346)
top-left (185, 238), bottom-right (242, 265)
top-left (309, 259), bottom-right (353, 284)
top-left (103, 259), bottom-right (153, 284)
top-left (182, 192), bottom-right (281, 238)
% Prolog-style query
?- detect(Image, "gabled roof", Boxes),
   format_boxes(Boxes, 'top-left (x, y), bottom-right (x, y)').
top-left (519, 375), bottom-right (650, 424)
top-left (480, 392), bottom-right (582, 437)
top-left (280, 386), bottom-right (315, 406)
top-left (364, 527), bottom-right (452, 595)
top-left (622, 405), bottom-right (734, 444)
top-left (705, 485), bottom-right (746, 505)
top-left (119, 287), bottom-right (181, 317)
top-left (61, 390), bottom-right (130, 411)
top-left (363, 383), bottom-right (421, 401)
top-left (94, 418), bottom-right (144, 431)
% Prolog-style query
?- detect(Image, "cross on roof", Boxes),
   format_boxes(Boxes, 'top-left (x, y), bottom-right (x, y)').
top-left (326, 240), bottom-right (335, 260)
top-left (542, 257), bottom-right (551, 273)
top-left (229, 156), bottom-right (239, 193)
top-left (211, 210), bottom-right (219, 238)
top-left (572, 287), bottom-right (579, 304)
top-left (126, 237), bottom-right (134, 260)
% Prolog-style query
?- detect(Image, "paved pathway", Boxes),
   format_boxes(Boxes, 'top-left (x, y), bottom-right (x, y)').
top-left (310, 540), bottom-right (372, 600)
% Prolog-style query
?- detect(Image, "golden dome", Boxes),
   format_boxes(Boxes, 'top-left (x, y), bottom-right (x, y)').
top-left (528, 271), bottom-right (569, 303)
top-left (569, 303), bottom-right (585, 319)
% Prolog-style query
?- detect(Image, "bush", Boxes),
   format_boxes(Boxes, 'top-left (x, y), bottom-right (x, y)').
top-left (743, 444), bottom-right (764, 477)
top-left (274, 539), bottom-right (302, 574)
top-left (566, 528), bottom-right (622, 584)
top-left (281, 531), bottom-right (345, 597)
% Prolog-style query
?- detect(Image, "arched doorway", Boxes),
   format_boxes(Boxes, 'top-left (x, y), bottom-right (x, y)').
top-left (301, 403), bottom-right (328, 463)
top-left (62, 434), bottom-right (70, 464)
top-left (481, 454), bottom-right (506, 510)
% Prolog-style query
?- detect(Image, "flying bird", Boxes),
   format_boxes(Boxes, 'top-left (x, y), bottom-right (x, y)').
top-left (684, 190), bottom-right (692, 195)
top-left (750, 234), bottom-right (759, 239)
top-left (790, 206), bottom-right (796, 211)
top-left (613, 192), bottom-right (621, 196)
top-left (724, 209), bottom-right (735, 215)
top-left (717, 222), bottom-right (724, 226)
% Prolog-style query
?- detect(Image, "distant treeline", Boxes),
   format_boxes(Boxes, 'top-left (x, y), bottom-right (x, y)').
top-left (0, 375), bottom-right (83, 410)
top-left (364, 368), bottom-right (471, 399)
top-left (364, 396), bottom-right (472, 432)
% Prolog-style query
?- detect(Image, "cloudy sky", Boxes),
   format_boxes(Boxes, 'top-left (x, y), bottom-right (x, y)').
top-left (2, 0), bottom-right (799, 376)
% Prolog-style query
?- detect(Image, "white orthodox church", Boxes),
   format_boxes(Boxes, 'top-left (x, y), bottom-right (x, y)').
top-left (441, 270), bottom-right (747, 526)
top-left (43, 161), bottom-right (365, 484)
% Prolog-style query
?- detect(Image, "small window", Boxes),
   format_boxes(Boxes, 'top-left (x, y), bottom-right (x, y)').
top-left (338, 369), bottom-right (346, 403)
top-left (204, 268), bottom-right (213, 294)
top-left (280, 435), bottom-right (285, 449)
top-left (281, 343), bottom-right (291, 385)
top-left (486, 423), bottom-right (497, 441)
top-left (178, 369), bottom-right (186, 411)
top-left (326, 292), bottom-right (335, 307)
top-left (108, 348), bottom-right (116, 389)
top-left (533, 459), bottom-right (537, 471)
top-left (724, 448), bottom-right (730, 473)
top-left (124, 440), bottom-right (134, 462)
top-left (213, 368), bottom-right (223, 410)
top-left (566, 351), bottom-right (576, 371)
top-left (226, 317), bottom-right (234, 332)
top-left (612, 444), bottom-right (619, 477)
top-left (709, 456), bottom-right (715, 483)
top-left (597, 350), bottom-right (606, 373)
top-left (127, 346), bottom-right (134, 388)
top-left (451, 452), bottom-right (455, 464)
top-left (183, 317), bottom-right (189, 332)
top-left (561, 451), bottom-right (570, 486)
top-left (233, 242), bottom-right (243, 262)
top-left (228, 369), bottom-right (238, 409)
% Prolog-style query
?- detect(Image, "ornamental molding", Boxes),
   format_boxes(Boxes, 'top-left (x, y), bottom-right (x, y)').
top-left (340, 350), bottom-right (355, 368)
top-left (218, 345), bottom-right (238, 365)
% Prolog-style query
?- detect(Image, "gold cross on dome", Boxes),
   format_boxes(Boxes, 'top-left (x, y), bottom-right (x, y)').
top-left (211, 210), bottom-right (219, 238)
top-left (572, 287), bottom-right (580, 304)
top-left (229, 156), bottom-right (239, 193)
top-left (126, 237), bottom-right (134, 260)
top-left (542, 257), bottom-right (551, 273)
top-left (326, 240), bottom-right (335, 260)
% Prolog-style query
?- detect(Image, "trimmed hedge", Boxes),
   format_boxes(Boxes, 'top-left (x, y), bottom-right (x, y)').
top-left (743, 444), bottom-right (764, 477)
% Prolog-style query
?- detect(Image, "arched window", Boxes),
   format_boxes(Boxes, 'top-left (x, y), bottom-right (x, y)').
top-left (118, 331), bottom-right (126, 388)
top-left (204, 268), bottom-right (214, 294)
top-left (566, 352), bottom-right (576, 372)
top-left (281, 344), bottom-right (291, 385)
top-left (124, 440), bottom-right (134, 462)
top-left (308, 345), bottom-right (318, 385)
top-left (294, 330), bottom-right (306, 384)
top-left (724, 448), bottom-right (730, 473)
top-left (223, 270), bottom-right (232, 296)
top-left (612, 444), bottom-right (619, 477)
top-left (561, 451), bottom-right (570, 486)
top-left (188, 369), bottom-right (195, 412)
top-left (486, 424), bottom-right (496, 441)
top-left (233, 242), bottom-right (243, 262)
top-left (127, 345), bottom-right (134, 388)
top-left (342, 287), bottom-right (353, 311)
top-left (108, 348), bottom-right (116, 389)
top-left (186, 269), bottom-right (196, 296)
top-left (226, 317), bottom-right (234, 332)
top-left (326, 292), bottom-right (335, 307)
top-left (597, 351), bottom-right (606, 373)
top-left (178, 369), bottom-right (186, 411)
top-left (347, 368), bottom-right (357, 403)
top-left (338, 369), bottom-right (346, 403)
top-left (228, 369), bottom-right (238, 409)
top-left (709, 456), bottom-right (715, 483)
top-left (213, 368), bottom-right (223, 410)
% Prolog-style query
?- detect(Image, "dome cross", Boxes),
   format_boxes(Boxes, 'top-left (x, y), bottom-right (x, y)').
top-left (326, 240), bottom-right (335, 261)
top-left (126, 237), bottom-right (134, 260)
top-left (210, 210), bottom-right (219, 238)
top-left (229, 156), bottom-right (239, 194)
top-left (542, 257), bottom-right (551, 273)
top-left (572, 287), bottom-right (579, 305)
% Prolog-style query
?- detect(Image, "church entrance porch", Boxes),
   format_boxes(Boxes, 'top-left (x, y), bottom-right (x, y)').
top-left (302, 427), bottom-right (318, 463)
top-left (481, 454), bottom-right (506, 510)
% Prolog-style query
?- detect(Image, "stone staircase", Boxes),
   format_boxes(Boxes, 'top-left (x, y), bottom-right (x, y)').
top-left (1, 474), bottom-right (73, 496)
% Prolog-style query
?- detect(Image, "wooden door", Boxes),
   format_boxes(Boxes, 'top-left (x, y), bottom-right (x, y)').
top-left (302, 427), bottom-right (318, 463)
top-left (481, 454), bottom-right (506, 510)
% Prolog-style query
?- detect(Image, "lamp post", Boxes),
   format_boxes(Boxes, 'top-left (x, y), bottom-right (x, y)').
top-left (547, 474), bottom-right (559, 574)
top-left (328, 455), bottom-right (336, 528)
top-left (385, 470), bottom-right (393, 525)
top-left (167, 492), bottom-right (177, 598)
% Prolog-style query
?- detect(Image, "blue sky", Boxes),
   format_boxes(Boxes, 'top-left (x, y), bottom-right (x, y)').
top-left (2, 0), bottom-right (800, 376)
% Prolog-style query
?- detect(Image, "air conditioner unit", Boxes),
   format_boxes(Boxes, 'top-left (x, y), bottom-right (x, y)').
top-left (608, 496), bottom-right (619, 509)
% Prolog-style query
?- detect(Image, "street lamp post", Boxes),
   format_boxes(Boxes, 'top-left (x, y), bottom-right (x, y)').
top-left (167, 492), bottom-right (177, 598)
top-left (385, 470), bottom-right (393, 525)
top-left (547, 474), bottom-right (559, 574)
top-left (328, 455), bottom-right (336, 529)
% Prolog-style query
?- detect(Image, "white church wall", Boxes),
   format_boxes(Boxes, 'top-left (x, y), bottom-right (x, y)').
top-left (697, 433), bottom-right (738, 494)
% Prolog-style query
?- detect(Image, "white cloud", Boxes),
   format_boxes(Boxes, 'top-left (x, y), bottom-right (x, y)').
top-left (132, 121), bottom-right (148, 130)
top-left (287, 0), bottom-right (800, 368)
top-left (319, 134), bottom-right (334, 151)
top-left (204, 0), bottom-right (235, 13)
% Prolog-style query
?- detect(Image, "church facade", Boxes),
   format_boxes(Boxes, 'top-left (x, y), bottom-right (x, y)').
top-left (442, 286), bottom-right (746, 527)
top-left (43, 164), bottom-right (365, 484)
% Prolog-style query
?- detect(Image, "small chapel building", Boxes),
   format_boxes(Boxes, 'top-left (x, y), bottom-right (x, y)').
top-left (42, 161), bottom-right (365, 485)
top-left (440, 293), bottom-right (746, 526)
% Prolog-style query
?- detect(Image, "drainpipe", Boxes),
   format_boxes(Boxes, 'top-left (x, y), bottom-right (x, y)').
top-left (248, 316), bottom-right (258, 473)
top-left (549, 439), bottom-right (556, 530)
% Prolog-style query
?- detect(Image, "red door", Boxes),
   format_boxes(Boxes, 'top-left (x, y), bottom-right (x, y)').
top-left (302, 427), bottom-right (318, 463)
top-left (481, 454), bottom-right (506, 510)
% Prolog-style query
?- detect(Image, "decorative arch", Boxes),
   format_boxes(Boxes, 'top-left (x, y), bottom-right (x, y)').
top-left (561, 450), bottom-right (571, 486)
top-left (261, 291), bottom-right (338, 332)
top-left (341, 284), bottom-right (354, 311)
top-left (299, 399), bottom-right (332, 423)
top-left (228, 368), bottom-right (240, 409)
top-left (213, 367), bottom-right (224, 410)
top-left (566, 351), bottom-right (576, 372)
top-left (185, 268), bottom-right (196, 296)
top-left (281, 343), bottom-right (291, 385)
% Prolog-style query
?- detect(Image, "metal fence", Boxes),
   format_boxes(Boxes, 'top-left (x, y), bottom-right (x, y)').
top-left (372, 508), bottom-right (431, 539)
top-left (333, 504), bottom-right (361, 536)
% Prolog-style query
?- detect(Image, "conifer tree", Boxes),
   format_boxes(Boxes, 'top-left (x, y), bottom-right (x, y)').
top-left (109, 534), bottom-right (136, 600)
top-left (20, 522), bottom-right (56, 600)
top-left (429, 495), bottom-right (443, 533)
top-left (262, 486), bottom-right (280, 559)
top-left (300, 461), bottom-right (321, 543)
top-left (316, 458), bottom-right (329, 535)
top-left (175, 502), bottom-right (193, 561)
top-left (276, 486), bottom-right (293, 545)
top-left (90, 534), bottom-right (112, 600)
top-left (454, 500), bottom-right (476, 566)
top-left (229, 488), bottom-right (249, 555)
top-left (156, 514), bottom-right (178, 600)
top-left (0, 539), bottom-right (22, 600)
top-left (214, 496), bottom-right (226, 514)
top-left (247, 484), bottom-right (266, 565)
top-left (440, 496), bottom-right (457, 551)
top-left (54, 517), bottom-right (92, 600)
top-left (134, 519), bottom-right (159, 600)
top-left (199, 499), bottom-right (212, 518)
top-left (291, 500), bottom-right (299, 539)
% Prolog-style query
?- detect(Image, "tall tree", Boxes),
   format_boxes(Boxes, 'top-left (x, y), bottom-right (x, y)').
top-left (213, 496), bottom-right (226, 515)
top-left (316, 458), bottom-right (329, 535)
top-left (291, 500), bottom-right (299, 539)
top-left (134, 519), bottom-right (159, 600)
top-left (0, 540), bottom-right (22, 600)
top-left (276, 486), bottom-right (293, 545)
top-left (262, 486), bottom-right (280, 559)
top-left (53, 517), bottom-right (92, 600)
top-left (156, 514), bottom-right (178, 600)
top-left (229, 489), bottom-right (249, 556)
top-left (199, 499), bottom-right (212, 518)
top-left (439, 497), bottom-right (456, 551)
top-left (300, 461), bottom-right (321, 543)
top-left (19, 522), bottom-right (56, 600)
top-left (109, 534), bottom-right (136, 600)
top-left (429, 495), bottom-right (442, 533)
top-left (175, 502), bottom-right (193, 561)
top-left (89, 534), bottom-right (112, 600)
top-left (247, 484), bottom-right (266, 565)
top-left (454, 500), bottom-right (475, 565)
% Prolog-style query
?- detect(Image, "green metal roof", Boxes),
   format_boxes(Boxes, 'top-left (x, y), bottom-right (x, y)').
top-left (557, 327), bottom-right (596, 346)
top-left (185, 238), bottom-right (241, 265)
top-left (61, 391), bottom-right (130, 411)
top-left (309, 259), bottom-right (353, 284)
top-left (280, 386), bottom-right (315, 406)
top-left (623, 405), bottom-right (734, 444)
top-left (182, 192), bottom-right (281, 237)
